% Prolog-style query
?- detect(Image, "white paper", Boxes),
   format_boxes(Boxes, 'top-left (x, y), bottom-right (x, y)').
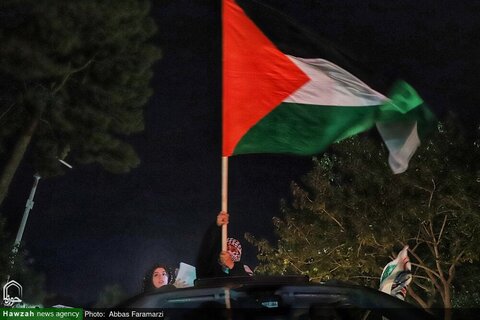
top-left (175, 262), bottom-right (196, 287)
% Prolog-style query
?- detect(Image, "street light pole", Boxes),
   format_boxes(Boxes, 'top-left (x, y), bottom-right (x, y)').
top-left (6, 173), bottom-right (41, 283)
top-left (7, 159), bottom-right (72, 283)
top-left (12, 173), bottom-right (41, 254)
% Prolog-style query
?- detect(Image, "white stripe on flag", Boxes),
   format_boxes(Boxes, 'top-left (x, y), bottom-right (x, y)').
top-left (285, 56), bottom-right (387, 107)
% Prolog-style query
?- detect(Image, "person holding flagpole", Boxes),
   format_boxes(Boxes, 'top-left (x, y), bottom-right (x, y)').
top-left (196, 211), bottom-right (253, 278)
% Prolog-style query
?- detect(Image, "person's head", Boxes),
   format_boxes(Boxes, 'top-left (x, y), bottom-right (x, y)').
top-left (143, 263), bottom-right (170, 292)
top-left (227, 237), bottom-right (242, 262)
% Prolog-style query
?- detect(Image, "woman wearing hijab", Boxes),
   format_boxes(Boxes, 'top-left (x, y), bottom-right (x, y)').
top-left (142, 263), bottom-right (175, 292)
top-left (196, 211), bottom-right (253, 278)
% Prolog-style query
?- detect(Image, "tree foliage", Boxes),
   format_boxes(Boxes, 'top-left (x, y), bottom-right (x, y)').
top-left (0, 0), bottom-right (161, 206)
top-left (94, 284), bottom-right (128, 308)
top-left (0, 217), bottom-right (46, 306)
top-left (247, 119), bottom-right (480, 312)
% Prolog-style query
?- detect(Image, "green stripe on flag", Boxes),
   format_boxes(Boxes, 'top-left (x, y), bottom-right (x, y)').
top-left (378, 81), bottom-right (436, 137)
top-left (233, 102), bottom-right (381, 155)
top-left (233, 81), bottom-right (435, 156)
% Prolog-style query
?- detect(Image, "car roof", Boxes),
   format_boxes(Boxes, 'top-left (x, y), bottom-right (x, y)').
top-left (117, 276), bottom-right (437, 320)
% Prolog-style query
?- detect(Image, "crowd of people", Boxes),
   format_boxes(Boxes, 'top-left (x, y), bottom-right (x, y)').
top-left (141, 210), bottom-right (411, 305)
top-left (142, 211), bottom-right (253, 293)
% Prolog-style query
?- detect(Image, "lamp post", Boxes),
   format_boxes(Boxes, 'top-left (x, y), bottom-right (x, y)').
top-left (7, 159), bottom-right (72, 282)
top-left (12, 173), bottom-right (41, 255)
top-left (6, 173), bottom-right (41, 283)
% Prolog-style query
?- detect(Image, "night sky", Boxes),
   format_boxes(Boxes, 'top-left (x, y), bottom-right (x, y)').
top-left (3, 0), bottom-right (479, 306)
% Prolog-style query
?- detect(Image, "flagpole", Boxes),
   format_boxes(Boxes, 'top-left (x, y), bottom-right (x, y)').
top-left (222, 2), bottom-right (232, 314)
top-left (221, 158), bottom-right (231, 309)
top-left (221, 156), bottom-right (228, 251)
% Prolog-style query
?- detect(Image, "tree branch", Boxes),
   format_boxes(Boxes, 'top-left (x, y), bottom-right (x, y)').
top-left (413, 274), bottom-right (434, 283)
top-left (429, 218), bottom-right (446, 283)
top-left (290, 220), bottom-right (312, 246)
top-left (407, 286), bottom-right (428, 309)
top-left (328, 265), bottom-right (341, 274)
top-left (413, 179), bottom-right (435, 208)
top-left (428, 179), bottom-right (436, 208)
top-left (447, 250), bottom-right (465, 285)
top-left (326, 244), bottom-right (345, 256)
top-left (280, 247), bottom-right (306, 274)
top-left (437, 214), bottom-right (448, 245)
top-left (410, 263), bottom-right (441, 279)
top-left (408, 248), bottom-right (444, 297)
top-left (0, 102), bottom-right (15, 122)
top-left (52, 57), bottom-right (95, 95)
top-left (349, 275), bottom-right (379, 280)
top-left (321, 208), bottom-right (345, 231)
top-left (411, 260), bottom-right (445, 302)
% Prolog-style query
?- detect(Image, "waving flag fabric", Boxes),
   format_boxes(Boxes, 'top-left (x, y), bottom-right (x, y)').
top-left (379, 246), bottom-right (412, 300)
top-left (222, 0), bottom-right (434, 173)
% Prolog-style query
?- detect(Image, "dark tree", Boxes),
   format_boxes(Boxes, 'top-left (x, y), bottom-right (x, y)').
top-left (247, 119), bottom-right (480, 316)
top-left (94, 284), bottom-right (128, 308)
top-left (0, 217), bottom-right (46, 306)
top-left (0, 0), bottom-right (161, 207)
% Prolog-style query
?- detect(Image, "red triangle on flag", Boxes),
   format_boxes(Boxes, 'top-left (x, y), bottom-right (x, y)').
top-left (222, 0), bottom-right (309, 156)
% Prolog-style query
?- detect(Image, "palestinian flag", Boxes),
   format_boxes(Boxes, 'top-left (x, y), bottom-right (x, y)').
top-left (222, 0), bottom-right (435, 173)
top-left (379, 245), bottom-right (412, 300)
